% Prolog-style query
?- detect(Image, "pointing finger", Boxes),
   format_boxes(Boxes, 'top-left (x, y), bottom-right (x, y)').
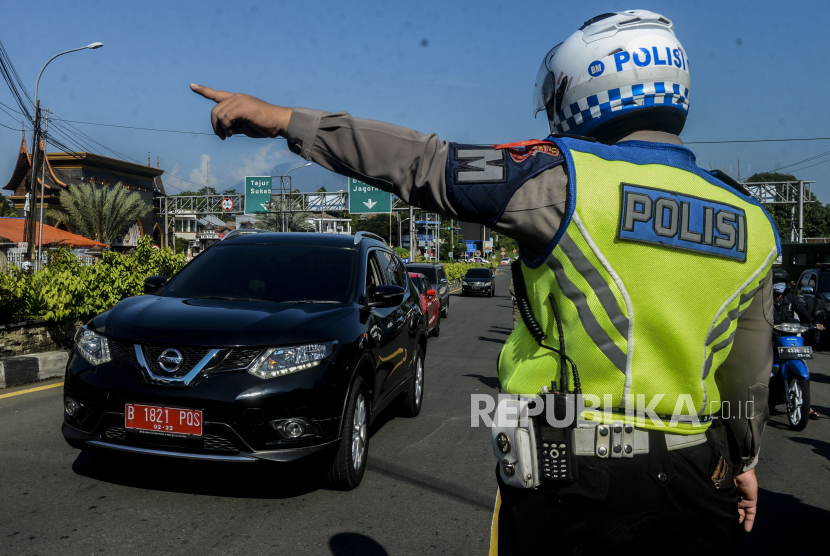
top-left (190, 83), bottom-right (234, 103)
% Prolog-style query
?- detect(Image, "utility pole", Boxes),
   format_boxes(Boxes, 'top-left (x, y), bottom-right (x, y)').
top-left (35, 108), bottom-right (49, 269)
top-left (409, 205), bottom-right (414, 261)
top-left (24, 101), bottom-right (42, 262)
top-left (435, 216), bottom-right (440, 262)
top-left (164, 196), bottom-right (169, 248)
top-left (450, 220), bottom-right (454, 261)
top-left (798, 180), bottom-right (804, 243)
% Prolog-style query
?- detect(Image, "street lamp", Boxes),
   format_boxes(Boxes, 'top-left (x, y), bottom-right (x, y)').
top-left (272, 162), bottom-right (312, 232)
top-left (29, 42), bottom-right (103, 267)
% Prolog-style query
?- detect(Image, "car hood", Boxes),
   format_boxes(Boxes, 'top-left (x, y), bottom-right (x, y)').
top-left (91, 295), bottom-right (354, 346)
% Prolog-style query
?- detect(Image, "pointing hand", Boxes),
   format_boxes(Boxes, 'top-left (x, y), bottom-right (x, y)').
top-left (190, 84), bottom-right (292, 140)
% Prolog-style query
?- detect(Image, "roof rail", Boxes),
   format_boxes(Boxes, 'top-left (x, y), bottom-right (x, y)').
top-left (221, 228), bottom-right (270, 241)
top-left (353, 231), bottom-right (387, 245)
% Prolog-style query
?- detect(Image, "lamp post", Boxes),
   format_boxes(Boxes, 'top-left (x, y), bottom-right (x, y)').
top-left (272, 162), bottom-right (311, 231)
top-left (27, 42), bottom-right (103, 266)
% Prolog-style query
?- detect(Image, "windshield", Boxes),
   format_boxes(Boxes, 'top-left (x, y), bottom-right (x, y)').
top-left (161, 244), bottom-right (358, 303)
top-left (407, 265), bottom-right (438, 283)
top-left (466, 268), bottom-right (491, 278)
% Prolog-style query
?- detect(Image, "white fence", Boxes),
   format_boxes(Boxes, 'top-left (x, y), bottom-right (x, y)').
top-left (4, 248), bottom-right (97, 270)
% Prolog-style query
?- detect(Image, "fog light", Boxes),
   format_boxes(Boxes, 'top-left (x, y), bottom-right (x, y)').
top-left (284, 420), bottom-right (305, 438)
top-left (64, 397), bottom-right (81, 418)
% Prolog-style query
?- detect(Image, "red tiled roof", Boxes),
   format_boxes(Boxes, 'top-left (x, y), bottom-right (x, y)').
top-left (0, 218), bottom-right (108, 248)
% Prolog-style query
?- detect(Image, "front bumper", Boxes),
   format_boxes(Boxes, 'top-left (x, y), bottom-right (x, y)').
top-left (62, 345), bottom-right (352, 463)
top-left (462, 284), bottom-right (492, 295)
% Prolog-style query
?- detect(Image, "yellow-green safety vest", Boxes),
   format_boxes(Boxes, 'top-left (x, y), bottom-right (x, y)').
top-left (498, 137), bottom-right (779, 434)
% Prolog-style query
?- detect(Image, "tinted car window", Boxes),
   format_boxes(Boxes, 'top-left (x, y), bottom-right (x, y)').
top-left (423, 277), bottom-right (433, 292)
top-left (407, 265), bottom-right (438, 284)
top-left (162, 244), bottom-right (358, 303)
top-left (411, 276), bottom-right (425, 294)
top-left (376, 250), bottom-right (404, 287)
top-left (438, 268), bottom-right (447, 282)
top-left (466, 268), bottom-right (491, 278)
top-left (818, 272), bottom-right (830, 292)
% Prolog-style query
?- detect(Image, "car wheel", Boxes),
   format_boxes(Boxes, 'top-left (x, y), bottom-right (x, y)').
top-left (442, 300), bottom-right (449, 318)
top-left (401, 346), bottom-right (425, 417)
top-left (325, 376), bottom-right (369, 490)
top-left (431, 314), bottom-right (441, 337)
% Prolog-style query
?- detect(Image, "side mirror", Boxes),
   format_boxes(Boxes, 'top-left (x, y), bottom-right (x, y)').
top-left (801, 286), bottom-right (814, 294)
top-left (440, 277), bottom-right (448, 283)
top-left (367, 285), bottom-right (406, 308)
top-left (426, 289), bottom-right (437, 297)
top-left (144, 275), bottom-right (167, 295)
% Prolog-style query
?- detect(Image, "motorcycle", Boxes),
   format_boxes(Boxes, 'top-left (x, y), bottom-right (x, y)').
top-left (769, 319), bottom-right (814, 431)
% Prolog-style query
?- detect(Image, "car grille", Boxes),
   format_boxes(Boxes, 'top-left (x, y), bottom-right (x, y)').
top-left (203, 434), bottom-right (238, 452)
top-left (102, 426), bottom-right (238, 452)
top-left (110, 340), bottom-right (137, 366)
top-left (103, 426), bottom-right (127, 441)
top-left (214, 348), bottom-right (263, 372)
top-left (143, 345), bottom-right (213, 378)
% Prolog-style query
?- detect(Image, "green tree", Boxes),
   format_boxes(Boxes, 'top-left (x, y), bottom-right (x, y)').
top-left (47, 182), bottom-right (151, 244)
top-left (0, 193), bottom-right (16, 217)
top-left (259, 204), bottom-right (315, 232)
top-left (748, 172), bottom-right (830, 240)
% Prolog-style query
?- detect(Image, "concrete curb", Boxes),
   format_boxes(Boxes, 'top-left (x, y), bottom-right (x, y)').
top-left (0, 351), bottom-right (68, 389)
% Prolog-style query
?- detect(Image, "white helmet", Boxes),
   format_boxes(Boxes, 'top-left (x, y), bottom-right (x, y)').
top-left (533, 10), bottom-right (691, 141)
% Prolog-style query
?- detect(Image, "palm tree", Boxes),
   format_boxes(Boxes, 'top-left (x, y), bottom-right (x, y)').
top-left (47, 181), bottom-right (151, 243)
top-left (259, 202), bottom-right (315, 232)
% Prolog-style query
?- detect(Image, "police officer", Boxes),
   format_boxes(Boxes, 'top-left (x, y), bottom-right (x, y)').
top-left (192, 10), bottom-right (775, 554)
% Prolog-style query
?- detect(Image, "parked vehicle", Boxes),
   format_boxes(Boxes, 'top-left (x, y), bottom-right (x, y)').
top-left (769, 319), bottom-right (814, 431)
top-left (405, 262), bottom-right (450, 318)
top-left (63, 232), bottom-right (428, 490)
top-left (500, 257), bottom-right (511, 266)
top-left (409, 272), bottom-right (441, 336)
top-left (462, 267), bottom-right (495, 297)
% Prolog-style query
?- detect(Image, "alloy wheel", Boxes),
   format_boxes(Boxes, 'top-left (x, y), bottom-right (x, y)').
top-left (351, 394), bottom-right (367, 470)
top-left (787, 379), bottom-right (803, 425)
top-left (414, 356), bottom-right (424, 406)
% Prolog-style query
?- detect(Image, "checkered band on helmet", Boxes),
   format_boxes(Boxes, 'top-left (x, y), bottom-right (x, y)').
top-left (552, 81), bottom-right (689, 134)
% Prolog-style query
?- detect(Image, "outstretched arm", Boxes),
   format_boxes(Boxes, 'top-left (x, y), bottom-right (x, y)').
top-left (191, 85), bottom-right (569, 258)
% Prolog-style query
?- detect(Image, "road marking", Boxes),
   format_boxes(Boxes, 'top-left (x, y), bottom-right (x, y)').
top-left (0, 382), bottom-right (62, 399)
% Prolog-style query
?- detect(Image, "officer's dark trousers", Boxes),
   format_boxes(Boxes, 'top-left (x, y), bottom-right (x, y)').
top-left (497, 436), bottom-right (740, 556)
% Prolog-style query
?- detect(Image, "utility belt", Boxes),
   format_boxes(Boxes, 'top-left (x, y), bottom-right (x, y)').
top-left (491, 397), bottom-right (707, 489)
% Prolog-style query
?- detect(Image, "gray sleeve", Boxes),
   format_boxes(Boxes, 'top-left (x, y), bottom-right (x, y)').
top-left (714, 268), bottom-right (774, 471)
top-left (284, 107), bottom-right (567, 255)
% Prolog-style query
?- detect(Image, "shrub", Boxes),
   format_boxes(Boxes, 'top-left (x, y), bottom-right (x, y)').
top-left (0, 236), bottom-right (187, 324)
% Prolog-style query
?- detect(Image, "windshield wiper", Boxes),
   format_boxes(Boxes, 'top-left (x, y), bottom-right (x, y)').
top-left (281, 300), bottom-right (341, 304)
top-left (191, 296), bottom-right (272, 302)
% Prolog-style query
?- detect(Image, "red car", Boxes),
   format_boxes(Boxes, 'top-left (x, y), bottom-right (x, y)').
top-left (409, 272), bottom-right (441, 336)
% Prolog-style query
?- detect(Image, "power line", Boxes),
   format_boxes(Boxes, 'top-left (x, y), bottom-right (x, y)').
top-left (786, 158), bottom-right (830, 174)
top-left (55, 118), bottom-right (221, 136)
top-left (685, 137), bottom-right (830, 144)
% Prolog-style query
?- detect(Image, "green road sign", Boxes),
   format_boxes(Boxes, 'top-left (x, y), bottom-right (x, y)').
top-left (348, 177), bottom-right (391, 214)
top-left (245, 176), bottom-right (272, 214)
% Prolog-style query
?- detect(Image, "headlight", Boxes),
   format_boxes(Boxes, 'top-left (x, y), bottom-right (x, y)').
top-left (74, 326), bottom-right (111, 365)
top-left (462, 281), bottom-right (468, 285)
top-left (485, 282), bottom-right (491, 286)
top-left (248, 341), bottom-right (337, 379)
top-left (773, 323), bottom-right (811, 334)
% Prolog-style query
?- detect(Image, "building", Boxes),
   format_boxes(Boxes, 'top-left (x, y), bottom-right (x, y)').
top-left (3, 130), bottom-right (168, 250)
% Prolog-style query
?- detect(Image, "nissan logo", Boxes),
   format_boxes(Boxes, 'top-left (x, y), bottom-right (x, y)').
top-left (157, 348), bottom-right (184, 373)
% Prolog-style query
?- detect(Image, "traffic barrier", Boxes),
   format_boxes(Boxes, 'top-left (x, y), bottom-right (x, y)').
top-left (0, 350), bottom-right (68, 389)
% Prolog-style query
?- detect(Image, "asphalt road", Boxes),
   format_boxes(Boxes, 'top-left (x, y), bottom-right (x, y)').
top-left (1, 271), bottom-right (828, 555)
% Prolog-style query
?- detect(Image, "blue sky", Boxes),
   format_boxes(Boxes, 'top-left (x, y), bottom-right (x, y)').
top-left (1, 0), bottom-right (829, 200)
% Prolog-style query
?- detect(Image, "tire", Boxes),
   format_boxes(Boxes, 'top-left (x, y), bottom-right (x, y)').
top-left (786, 377), bottom-right (811, 431)
top-left (325, 376), bottom-right (370, 490)
top-left (400, 346), bottom-right (425, 417)
top-left (431, 314), bottom-right (441, 337)
top-left (442, 299), bottom-right (449, 318)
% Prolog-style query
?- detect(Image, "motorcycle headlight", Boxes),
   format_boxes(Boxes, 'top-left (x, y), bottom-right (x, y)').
top-left (773, 323), bottom-right (811, 334)
top-left (74, 325), bottom-right (111, 366)
top-left (248, 341), bottom-right (337, 379)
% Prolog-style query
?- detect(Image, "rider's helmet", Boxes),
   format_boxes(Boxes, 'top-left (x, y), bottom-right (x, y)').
top-left (533, 10), bottom-right (690, 143)
top-left (773, 282), bottom-right (787, 295)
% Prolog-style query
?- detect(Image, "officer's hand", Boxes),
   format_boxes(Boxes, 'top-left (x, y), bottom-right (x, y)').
top-left (190, 84), bottom-right (292, 140)
top-left (735, 469), bottom-right (758, 532)
top-left (817, 323), bottom-right (825, 331)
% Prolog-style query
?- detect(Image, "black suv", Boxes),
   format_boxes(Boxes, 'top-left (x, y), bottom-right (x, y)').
top-left (405, 262), bottom-right (450, 318)
top-left (63, 232), bottom-right (428, 490)
top-left (795, 267), bottom-right (830, 326)
top-left (462, 267), bottom-right (495, 296)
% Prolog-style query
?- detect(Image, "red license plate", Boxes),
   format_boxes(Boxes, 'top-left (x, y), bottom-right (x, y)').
top-left (125, 404), bottom-right (203, 437)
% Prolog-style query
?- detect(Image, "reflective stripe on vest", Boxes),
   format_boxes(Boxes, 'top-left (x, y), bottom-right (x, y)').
top-left (497, 139), bottom-right (779, 434)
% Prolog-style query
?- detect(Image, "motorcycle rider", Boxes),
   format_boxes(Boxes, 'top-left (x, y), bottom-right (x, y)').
top-left (773, 282), bottom-right (823, 419)
top-left (192, 9), bottom-right (776, 554)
